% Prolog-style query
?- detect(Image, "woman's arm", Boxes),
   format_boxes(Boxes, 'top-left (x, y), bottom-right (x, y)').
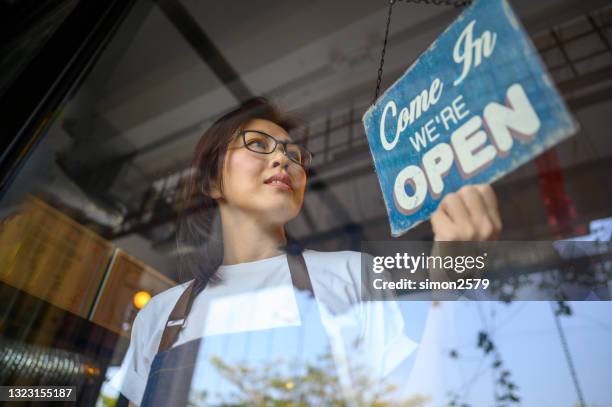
top-left (429, 184), bottom-right (501, 284)
top-left (115, 308), bottom-right (151, 407)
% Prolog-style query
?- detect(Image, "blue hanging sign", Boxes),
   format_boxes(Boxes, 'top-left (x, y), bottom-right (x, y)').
top-left (362, 0), bottom-right (579, 237)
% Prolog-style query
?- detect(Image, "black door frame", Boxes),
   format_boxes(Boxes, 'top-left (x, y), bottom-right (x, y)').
top-left (0, 0), bottom-right (138, 199)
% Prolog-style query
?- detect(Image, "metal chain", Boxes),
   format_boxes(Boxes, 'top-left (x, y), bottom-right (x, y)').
top-left (373, 0), bottom-right (473, 104)
top-left (374, 0), bottom-right (395, 104)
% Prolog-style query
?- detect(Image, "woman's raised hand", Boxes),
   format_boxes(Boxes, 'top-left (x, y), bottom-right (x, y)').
top-left (431, 184), bottom-right (502, 241)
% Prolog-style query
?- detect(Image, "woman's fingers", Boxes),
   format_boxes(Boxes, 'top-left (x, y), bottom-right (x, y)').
top-left (431, 206), bottom-right (455, 241)
top-left (432, 184), bottom-right (502, 241)
top-left (459, 185), bottom-right (496, 240)
top-left (475, 184), bottom-right (502, 236)
top-left (438, 191), bottom-right (474, 240)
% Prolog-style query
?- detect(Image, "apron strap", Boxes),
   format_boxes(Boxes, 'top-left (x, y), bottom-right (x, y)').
top-left (157, 252), bottom-right (313, 353)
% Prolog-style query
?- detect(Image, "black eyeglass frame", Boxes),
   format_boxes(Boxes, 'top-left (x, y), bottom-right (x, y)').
top-left (236, 129), bottom-right (314, 169)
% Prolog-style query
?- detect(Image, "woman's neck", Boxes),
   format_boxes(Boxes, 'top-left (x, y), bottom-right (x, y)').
top-left (219, 206), bottom-right (288, 265)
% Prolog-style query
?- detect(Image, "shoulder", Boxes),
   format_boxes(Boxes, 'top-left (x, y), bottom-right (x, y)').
top-left (134, 280), bottom-right (193, 333)
top-left (302, 249), bottom-right (364, 270)
top-left (302, 249), bottom-right (373, 286)
top-left (302, 248), bottom-right (362, 263)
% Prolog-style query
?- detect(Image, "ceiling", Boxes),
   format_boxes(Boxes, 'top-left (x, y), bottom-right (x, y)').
top-left (5, 0), bottom-right (611, 272)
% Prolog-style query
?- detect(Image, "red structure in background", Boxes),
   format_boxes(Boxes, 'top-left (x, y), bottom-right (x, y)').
top-left (535, 150), bottom-right (579, 238)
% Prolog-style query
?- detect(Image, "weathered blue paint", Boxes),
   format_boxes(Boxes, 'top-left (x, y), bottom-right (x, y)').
top-left (362, 0), bottom-right (578, 237)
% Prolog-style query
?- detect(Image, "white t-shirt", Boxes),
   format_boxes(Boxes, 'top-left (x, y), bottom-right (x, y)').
top-left (116, 249), bottom-right (417, 405)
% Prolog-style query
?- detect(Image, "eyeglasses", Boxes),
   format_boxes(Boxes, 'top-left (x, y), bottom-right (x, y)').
top-left (236, 130), bottom-right (313, 169)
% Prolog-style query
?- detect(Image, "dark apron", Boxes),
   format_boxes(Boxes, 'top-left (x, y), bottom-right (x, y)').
top-left (139, 252), bottom-right (335, 407)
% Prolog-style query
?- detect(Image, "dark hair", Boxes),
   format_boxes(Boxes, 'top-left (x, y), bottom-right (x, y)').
top-left (176, 97), bottom-right (300, 293)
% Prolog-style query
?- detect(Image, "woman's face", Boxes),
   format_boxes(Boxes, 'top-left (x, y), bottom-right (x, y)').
top-left (216, 118), bottom-right (307, 225)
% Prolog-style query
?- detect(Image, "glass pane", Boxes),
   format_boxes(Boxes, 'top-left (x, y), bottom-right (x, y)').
top-left (1, 1), bottom-right (611, 406)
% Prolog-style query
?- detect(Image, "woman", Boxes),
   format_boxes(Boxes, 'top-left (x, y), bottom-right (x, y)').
top-left (118, 97), bottom-right (501, 406)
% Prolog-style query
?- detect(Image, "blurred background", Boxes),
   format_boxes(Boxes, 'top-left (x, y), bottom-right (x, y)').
top-left (0, 0), bottom-right (611, 405)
